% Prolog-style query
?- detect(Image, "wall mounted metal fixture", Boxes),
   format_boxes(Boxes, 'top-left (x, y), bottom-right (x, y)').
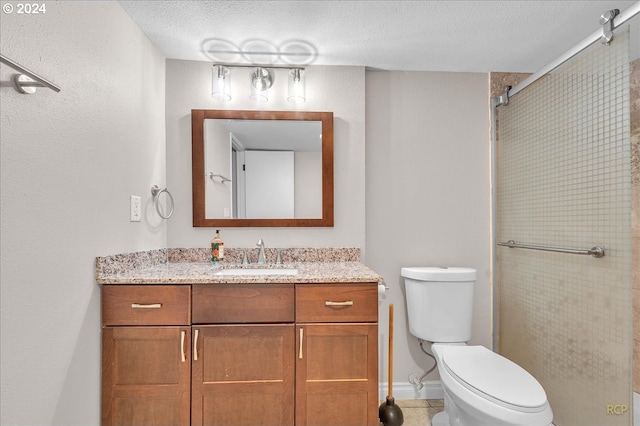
top-left (211, 63), bottom-right (305, 104)
top-left (207, 172), bottom-right (232, 184)
top-left (151, 185), bottom-right (175, 220)
top-left (0, 54), bottom-right (61, 94)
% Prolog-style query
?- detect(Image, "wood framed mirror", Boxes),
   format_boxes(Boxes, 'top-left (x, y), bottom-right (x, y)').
top-left (192, 109), bottom-right (334, 227)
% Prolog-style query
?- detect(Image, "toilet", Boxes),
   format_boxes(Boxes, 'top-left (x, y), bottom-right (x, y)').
top-left (401, 266), bottom-right (553, 426)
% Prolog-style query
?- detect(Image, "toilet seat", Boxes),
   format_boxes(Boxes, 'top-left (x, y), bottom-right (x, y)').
top-left (441, 345), bottom-right (548, 413)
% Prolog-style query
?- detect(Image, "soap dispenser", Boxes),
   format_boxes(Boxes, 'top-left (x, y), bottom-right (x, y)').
top-left (211, 230), bottom-right (224, 262)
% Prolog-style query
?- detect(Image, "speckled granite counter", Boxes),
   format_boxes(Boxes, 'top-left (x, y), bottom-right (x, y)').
top-left (96, 248), bottom-right (383, 285)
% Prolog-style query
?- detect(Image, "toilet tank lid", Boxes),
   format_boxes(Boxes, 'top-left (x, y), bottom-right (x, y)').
top-left (401, 267), bottom-right (476, 281)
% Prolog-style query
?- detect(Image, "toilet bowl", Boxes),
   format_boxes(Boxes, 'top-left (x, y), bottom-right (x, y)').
top-left (431, 343), bottom-right (553, 426)
top-left (401, 266), bottom-right (553, 426)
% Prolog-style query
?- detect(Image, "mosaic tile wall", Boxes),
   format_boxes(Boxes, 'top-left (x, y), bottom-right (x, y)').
top-left (497, 31), bottom-right (632, 426)
top-left (631, 57), bottom-right (640, 395)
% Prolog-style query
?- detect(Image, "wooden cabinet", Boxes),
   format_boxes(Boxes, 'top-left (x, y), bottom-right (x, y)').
top-left (295, 284), bottom-right (379, 426)
top-left (101, 286), bottom-right (191, 426)
top-left (192, 284), bottom-right (294, 324)
top-left (191, 284), bottom-right (295, 426)
top-left (295, 324), bottom-right (378, 426)
top-left (191, 325), bottom-right (295, 426)
top-left (101, 282), bottom-right (378, 426)
top-left (296, 284), bottom-right (378, 323)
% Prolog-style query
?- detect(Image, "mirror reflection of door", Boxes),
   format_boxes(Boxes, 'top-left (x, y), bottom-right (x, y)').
top-left (244, 150), bottom-right (294, 219)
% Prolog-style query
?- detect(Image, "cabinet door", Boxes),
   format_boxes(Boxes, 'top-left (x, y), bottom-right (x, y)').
top-left (101, 327), bottom-right (191, 426)
top-left (296, 324), bottom-right (378, 426)
top-left (192, 325), bottom-right (294, 426)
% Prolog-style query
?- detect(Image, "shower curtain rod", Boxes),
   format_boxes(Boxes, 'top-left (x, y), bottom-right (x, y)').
top-left (505, 2), bottom-right (640, 100)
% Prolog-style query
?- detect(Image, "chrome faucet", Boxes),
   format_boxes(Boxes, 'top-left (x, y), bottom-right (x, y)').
top-left (256, 238), bottom-right (266, 264)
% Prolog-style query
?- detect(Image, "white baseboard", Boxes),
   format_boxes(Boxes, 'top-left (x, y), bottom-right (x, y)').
top-left (379, 380), bottom-right (444, 400)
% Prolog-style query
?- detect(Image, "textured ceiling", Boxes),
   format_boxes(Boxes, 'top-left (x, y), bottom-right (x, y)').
top-left (119, 0), bottom-right (638, 73)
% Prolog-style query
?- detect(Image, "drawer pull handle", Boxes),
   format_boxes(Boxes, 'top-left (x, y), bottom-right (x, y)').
top-left (193, 329), bottom-right (199, 361)
top-left (131, 303), bottom-right (162, 309)
top-left (325, 300), bottom-right (354, 307)
top-left (299, 328), bottom-right (304, 360)
top-left (180, 330), bottom-right (186, 363)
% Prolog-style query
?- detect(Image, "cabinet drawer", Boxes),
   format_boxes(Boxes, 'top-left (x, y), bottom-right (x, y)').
top-left (296, 283), bottom-right (378, 323)
top-left (102, 285), bottom-right (190, 326)
top-left (192, 284), bottom-right (294, 324)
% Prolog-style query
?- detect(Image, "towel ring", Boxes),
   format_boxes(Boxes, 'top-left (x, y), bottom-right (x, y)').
top-left (151, 185), bottom-right (174, 219)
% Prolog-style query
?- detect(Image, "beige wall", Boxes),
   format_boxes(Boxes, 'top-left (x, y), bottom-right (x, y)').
top-left (365, 71), bottom-right (492, 396)
top-left (165, 61), bottom-right (367, 251)
top-left (0, 2), bottom-right (166, 424)
top-left (165, 64), bottom-right (493, 397)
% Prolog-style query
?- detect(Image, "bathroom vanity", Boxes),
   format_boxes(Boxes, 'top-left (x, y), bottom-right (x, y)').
top-left (96, 248), bottom-right (382, 426)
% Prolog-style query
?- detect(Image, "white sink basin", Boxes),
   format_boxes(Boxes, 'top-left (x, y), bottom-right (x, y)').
top-left (214, 268), bottom-right (298, 276)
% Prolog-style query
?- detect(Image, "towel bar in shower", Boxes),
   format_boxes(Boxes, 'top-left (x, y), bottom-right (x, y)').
top-left (497, 240), bottom-right (605, 258)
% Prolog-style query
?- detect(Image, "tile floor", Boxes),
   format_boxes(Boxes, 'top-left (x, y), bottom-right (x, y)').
top-left (380, 399), bottom-right (444, 426)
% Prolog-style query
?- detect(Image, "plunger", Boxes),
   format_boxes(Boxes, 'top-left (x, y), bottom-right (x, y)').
top-left (379, 304), bottom-right (404, 426)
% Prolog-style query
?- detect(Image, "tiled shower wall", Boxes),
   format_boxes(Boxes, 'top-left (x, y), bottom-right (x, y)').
top-left (493, 60), bottom-right (640, 398)
top-left (494, 30), bottom-right (632, 426)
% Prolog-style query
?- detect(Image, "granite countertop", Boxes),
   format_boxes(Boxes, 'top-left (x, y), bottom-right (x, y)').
top-left (96, 248), bottom-right (383, 285)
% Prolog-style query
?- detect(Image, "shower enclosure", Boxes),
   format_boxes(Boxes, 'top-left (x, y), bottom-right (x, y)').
top-left (493, 8), bottom-right (637, 425)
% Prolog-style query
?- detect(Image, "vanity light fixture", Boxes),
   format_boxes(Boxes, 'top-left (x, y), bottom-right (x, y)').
top-left (212, 65), bottom-right (231, 102)
top-left (210, 63), bottom-right (306, 103)
top-left (287, 68), bottom-right (306, 104)
top-left (249, 67), bottom-right (273, 102)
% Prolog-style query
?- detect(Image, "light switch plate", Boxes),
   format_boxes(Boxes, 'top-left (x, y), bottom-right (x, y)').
top-left (130, 195), bottom-right (142, 222)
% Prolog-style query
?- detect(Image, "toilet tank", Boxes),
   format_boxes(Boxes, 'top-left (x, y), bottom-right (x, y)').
top-left (401, 267), bottom-right (476, 343)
